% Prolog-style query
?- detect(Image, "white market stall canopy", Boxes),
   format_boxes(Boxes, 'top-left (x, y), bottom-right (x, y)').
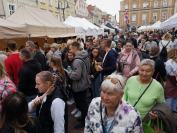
top-left (64, 16), bottom-right (104, 36)
top-left (64, 16), bottom-right (86, 36)
top-left (0, 18), bottom-right (26, 39)
top-left (101, 24), bottom-right (115, 32)
top-left (137, 25), bottom-right (151, 32)
top-left (6, 6), bottom-right (75, 38)
top-left (150, 21), bottom-right (161, 30)
top-left (160, 13), bottom-right (177, 29)
top-left (137, 21), bottom-right (161, 32)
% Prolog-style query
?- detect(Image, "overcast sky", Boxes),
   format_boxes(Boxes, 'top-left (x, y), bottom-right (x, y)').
top-left (86, 0), bottom-right (121, 15)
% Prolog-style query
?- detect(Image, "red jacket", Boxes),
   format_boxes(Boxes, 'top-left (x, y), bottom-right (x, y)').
top-left (4, 53), bottom-right (23, 87)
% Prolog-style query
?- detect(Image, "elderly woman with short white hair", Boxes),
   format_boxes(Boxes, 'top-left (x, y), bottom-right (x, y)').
top-left (84, 74), bottom-right (143, 133)
top-left (123, 59), bottom-right (165, 119)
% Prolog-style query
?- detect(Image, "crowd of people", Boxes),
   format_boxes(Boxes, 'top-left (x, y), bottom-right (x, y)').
top-left (0, 29), bottom-right (177, 133)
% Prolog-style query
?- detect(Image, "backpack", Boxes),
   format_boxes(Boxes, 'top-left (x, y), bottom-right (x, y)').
top-left (75, 56), bottom-right (91, 85)
top-left (160, 41), bottom-right (170, 62)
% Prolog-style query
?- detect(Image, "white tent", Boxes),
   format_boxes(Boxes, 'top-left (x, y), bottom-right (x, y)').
top-left (64, 16), bottom-right (103, 36)
top-left (150, 21), bottom-right (161, 30)
top-left (7, 6), bottom-right (75, 38)
top-left (160, 13), bottom-right (177, 29)
top-left (0, 18), bottom-right (26, 39)
top-left (137, 25), bottom-right (150, 32)
top-left (64, 16), bottom-right (86, 36)
top-left (101, 24), bottom-right (115, 32)
top-left (81, 18), bottom-right (103, 36)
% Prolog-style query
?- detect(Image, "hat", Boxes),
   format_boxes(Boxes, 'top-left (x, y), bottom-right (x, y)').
top-left (50, 43), bottom-right (59, 48)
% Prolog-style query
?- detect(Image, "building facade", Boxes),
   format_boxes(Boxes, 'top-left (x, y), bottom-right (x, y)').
top-left (0, 0), bottom-right (111, 26)
top-left (119, 0), bottom-right (176, 28)
top-left (87, 4), bottom-right (111, 25)
top-left (1, 0), bottom-right (38, 18)
top-left (0, 0), bottom-right (72, 20)
top-left (75, 0), bottom-right (88, 18)
top-left (175, 0), bottom-right (177, 13)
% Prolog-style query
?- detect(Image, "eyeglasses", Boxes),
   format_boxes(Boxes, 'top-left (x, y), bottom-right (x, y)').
top-left (104, 77), bottom-right (123, 88)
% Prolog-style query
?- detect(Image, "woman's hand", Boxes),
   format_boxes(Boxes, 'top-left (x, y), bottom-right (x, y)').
top-left (149, 111), bottom-right (158, 119)
top-left (97, 65), bottom-right (103, 71)
top-left (32, 96), bottom-right (43, 107)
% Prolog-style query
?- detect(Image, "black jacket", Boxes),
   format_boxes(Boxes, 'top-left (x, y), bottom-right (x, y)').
top-left (36, 87), bottom-right (67, 133)
top-left (150, 56), bottom-right (166, 82)
top-left (18, 59), bottom-right (42, 96)
top-left (34, 50), bottom-right (47, 70)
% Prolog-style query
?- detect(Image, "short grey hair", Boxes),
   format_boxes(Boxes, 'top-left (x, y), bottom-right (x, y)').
top-left (101, 74), bottom-right (126, 92)
top-left (140, 59), bottom-right (155, 71)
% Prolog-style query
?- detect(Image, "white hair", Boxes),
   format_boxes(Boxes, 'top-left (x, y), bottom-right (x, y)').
top-left (67, 39), bottom-right (74, 46)
top-left (140, 59), bottom-right (155, 71)
top-left (101, 74), bottom-right (126, 92)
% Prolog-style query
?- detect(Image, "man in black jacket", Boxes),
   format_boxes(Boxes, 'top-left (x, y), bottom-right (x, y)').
top-left (18, 48), bottom-right (42, 102)
top-left (101, 39), bottom-right (118, 77)
top-left (26, 41), bottom-right (47, 70)
top-left (149, 46), bottom-right (166, 85)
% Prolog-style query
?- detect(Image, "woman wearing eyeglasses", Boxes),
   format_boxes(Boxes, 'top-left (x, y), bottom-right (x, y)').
top-left (84, 74), bottom-right (143, 133)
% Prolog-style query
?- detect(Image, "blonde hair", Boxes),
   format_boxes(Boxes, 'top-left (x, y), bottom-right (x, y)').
top-left (162, 33), bottom-right (172, 41)
top-left (101, 74), bottom-right (126, 92)
top-left (168, 48), bottom-right (177, 61)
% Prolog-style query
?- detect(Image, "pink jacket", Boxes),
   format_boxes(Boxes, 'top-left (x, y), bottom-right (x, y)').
top-left (119, 49), bottom-right (140, 77)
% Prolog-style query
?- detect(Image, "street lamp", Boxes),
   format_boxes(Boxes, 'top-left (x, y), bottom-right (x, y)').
top-left (57, 0), bottom-right (69, 21)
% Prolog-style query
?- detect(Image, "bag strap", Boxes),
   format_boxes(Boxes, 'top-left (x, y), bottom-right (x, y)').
top-left (100, 101), bottom-right (106, 133)
top-left (133, 79), bottom-right (153, 107)
top-left (75, 57), bottom-right (89, 73)
top-left (165, 41), bottom-right (170, 48)
top-left (161, 41), bottom-right (170, 48)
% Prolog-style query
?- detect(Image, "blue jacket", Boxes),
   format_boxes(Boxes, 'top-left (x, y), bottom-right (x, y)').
top-left (102, 49), bottom-right (118, 77)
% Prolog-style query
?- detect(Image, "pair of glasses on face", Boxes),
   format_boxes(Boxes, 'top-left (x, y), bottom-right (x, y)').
top-left (104, 77), bottom-right (123, 88)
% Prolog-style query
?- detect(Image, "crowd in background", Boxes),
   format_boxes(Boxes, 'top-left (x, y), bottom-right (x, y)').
top-left (0, 29), bottom-right (177, 133)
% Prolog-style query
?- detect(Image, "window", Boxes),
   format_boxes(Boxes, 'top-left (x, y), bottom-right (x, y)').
top-left (132, 3), bottom-right (137, 9)
top-left (9, 4), bottom-right (15, 15)
top-left (162, 0), bottom-right (168, 7)
top-left (49, 0), bottom-right (53, 6)
top-left (154, 1), bottom-right (158, 8)
top-left (132, 14), bottom-right (136, 22)
top-left (142, 14), bottom-right (147, 25)
top-left (143, 1), bottom-right (148, 8)
top-left (152, 13), bottom-right (158, 22)
top-left (125, 4), bottom-right (128, 9)
top-left (161, 11), bottom-right (168, 20)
